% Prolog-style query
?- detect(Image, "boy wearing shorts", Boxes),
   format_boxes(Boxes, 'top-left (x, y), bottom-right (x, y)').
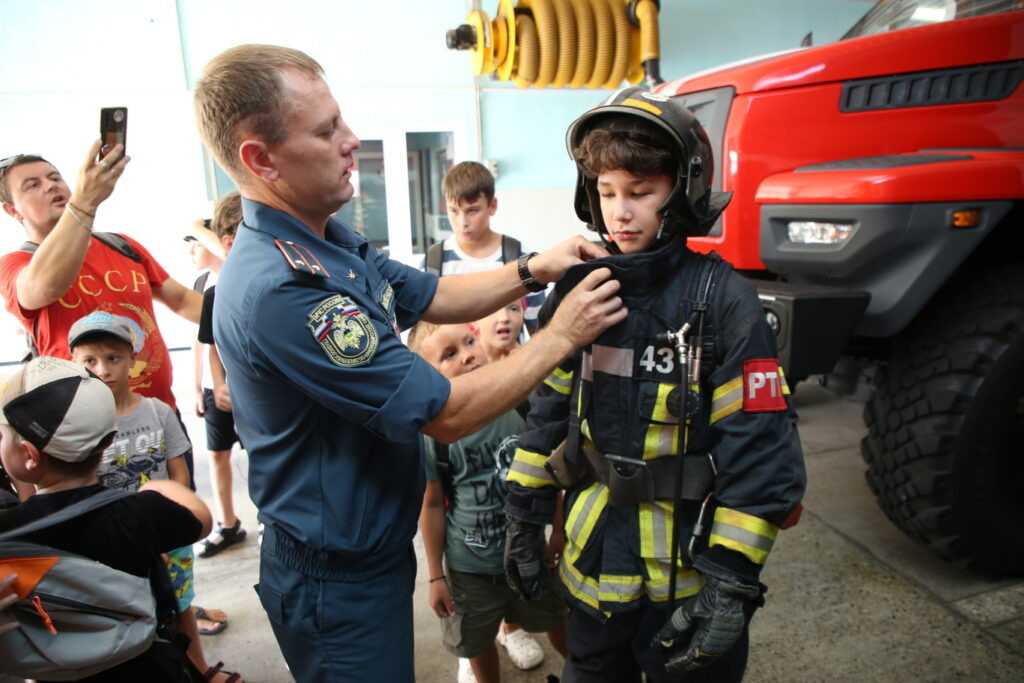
top-left (410, 321), bottom-right (567, 683)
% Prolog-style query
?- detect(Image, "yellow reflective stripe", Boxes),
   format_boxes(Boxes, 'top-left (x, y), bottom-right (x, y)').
top-left (710, 376), bottom-right (743, 423)
top-left (780, 367), bottom-right (791, 395)
top-left (650, 382), bottom-right (679, 423)
top-left (543, 367), bottom-right (573, 395)
top-left (643, 558), bottom-right (703, 602)
top-left (507, 449), bottom-right (555, 487)
top-left (638, 501), bottom-right (673, 559)
top-left (564, 482), bottom-right (608, 561)
top-left (708, 507), bottom-right (780, 565)
top-left (642, 423), bottom-right (676, 461)
top-left (598, 574), bottom-right (644, 603)
top-left (559, 557), bottom-right (599, 609)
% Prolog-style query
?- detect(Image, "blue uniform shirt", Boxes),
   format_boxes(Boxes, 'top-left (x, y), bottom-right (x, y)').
top-left (215, 199), bottom-right (450, 560)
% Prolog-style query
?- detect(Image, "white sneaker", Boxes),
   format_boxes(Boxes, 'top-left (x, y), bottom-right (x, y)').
top-left (496, 628), bottom-right (545, 670)
top-left (457, 657), bottom-right (477, 683)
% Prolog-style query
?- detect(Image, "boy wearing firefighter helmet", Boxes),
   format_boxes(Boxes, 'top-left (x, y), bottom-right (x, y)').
top-left (504, 87), bottom-right (806, 682)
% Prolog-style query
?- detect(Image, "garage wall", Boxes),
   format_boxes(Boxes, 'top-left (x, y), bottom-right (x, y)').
top-left (0, 0), bottom-right (870, 359)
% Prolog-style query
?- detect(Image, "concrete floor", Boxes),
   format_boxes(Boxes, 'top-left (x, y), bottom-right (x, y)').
top-left (171, 354), bottom-right (1024, 682)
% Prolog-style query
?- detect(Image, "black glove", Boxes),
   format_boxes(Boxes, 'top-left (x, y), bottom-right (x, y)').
top-left (653, 562), bottom-right (764, 673)
top-left (504, 521), bottom-right (549, 601)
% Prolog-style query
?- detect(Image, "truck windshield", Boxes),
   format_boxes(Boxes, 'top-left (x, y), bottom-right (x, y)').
top-left (843, 0), bottom-right (1020, 39)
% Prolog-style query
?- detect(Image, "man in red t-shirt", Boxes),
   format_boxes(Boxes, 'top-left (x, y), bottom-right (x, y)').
top-left (0, 142), bottom-right (202, 410)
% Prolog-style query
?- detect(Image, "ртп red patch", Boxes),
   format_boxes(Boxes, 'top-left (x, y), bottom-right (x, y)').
top-left (743, 359), bottom-right (786, 412)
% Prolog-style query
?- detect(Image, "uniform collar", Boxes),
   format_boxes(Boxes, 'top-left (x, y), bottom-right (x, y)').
top-left (240, 198), bottom-right (368, 251)
top-left (555, 238), bottom-right (689, 300)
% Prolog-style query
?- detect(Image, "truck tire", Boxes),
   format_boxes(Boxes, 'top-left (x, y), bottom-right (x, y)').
top-left (861, 265), bottom-right (1024, 575)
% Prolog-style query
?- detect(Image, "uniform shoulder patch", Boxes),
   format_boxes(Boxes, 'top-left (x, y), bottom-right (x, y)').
top-left (306, 295), bottom-right (378, 367)
top-left (742, 358), bottom-right (787, 412)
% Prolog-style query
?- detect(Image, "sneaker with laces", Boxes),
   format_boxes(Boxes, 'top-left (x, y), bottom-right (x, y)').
top-left (496, 628), bottom-right (544, 670)
top-left (457, 657), bottom-right (477, 683)
top-left (196, 519), bottom-right (247, 558)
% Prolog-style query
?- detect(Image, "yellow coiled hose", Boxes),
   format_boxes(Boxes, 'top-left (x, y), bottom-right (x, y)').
top-left (452, 0), bottom-right (660, 89)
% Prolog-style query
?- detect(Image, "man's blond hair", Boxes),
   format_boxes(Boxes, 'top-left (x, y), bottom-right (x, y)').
top-left (194, 44), bottom-right (323, 181)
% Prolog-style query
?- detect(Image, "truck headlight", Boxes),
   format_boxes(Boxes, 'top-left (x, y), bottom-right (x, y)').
top-left (786, 221), bottom-right (854, 244)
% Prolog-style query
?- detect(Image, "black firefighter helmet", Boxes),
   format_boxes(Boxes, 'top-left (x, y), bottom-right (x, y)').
top-left (566, 86), bottom-right (732, 249)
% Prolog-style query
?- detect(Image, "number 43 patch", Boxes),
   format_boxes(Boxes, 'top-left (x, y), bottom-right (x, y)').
top-left (743, 359), bottom-right (787, 412)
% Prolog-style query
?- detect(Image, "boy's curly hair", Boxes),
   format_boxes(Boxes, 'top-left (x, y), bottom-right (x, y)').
top-left (573, 117), bottom-right (677, 180)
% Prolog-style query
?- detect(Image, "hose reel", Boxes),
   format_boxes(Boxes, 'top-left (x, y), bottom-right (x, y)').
top-left (446, 0), bottom-right (662, 89)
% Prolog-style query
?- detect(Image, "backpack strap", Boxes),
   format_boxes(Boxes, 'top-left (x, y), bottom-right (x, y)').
top-left (499, 235), bottom-right (522, 264)
top-left (434, 441), bottom-right (456, 506)
top-left (0, 488), bottom-right (131, 541)
top-left (425, 241), bottom-right (444, 275)
top-left (18, 233), bottom-right (141, 263)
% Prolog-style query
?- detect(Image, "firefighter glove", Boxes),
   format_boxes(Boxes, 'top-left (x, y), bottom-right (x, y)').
top-left (654, 571), bottom-right (764, 673)
top-left (504, 521), bottom-right (549, 601)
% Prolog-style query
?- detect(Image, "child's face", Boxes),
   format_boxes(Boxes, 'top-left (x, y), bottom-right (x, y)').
top-left (419, 324), bottom-right (483, 379)
top-left (477, 301), bottom-right (524, 355)
top-left (445, 194), bottom-right (497, 243)
top-left (71, 340), bottom-right (135, 397)
top-left (597, 169), bottom-right (674, 254)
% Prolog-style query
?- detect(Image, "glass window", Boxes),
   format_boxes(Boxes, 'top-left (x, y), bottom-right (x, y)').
top-left (336, 140), bottom-right (390, 253)
top-left (406, 132), bottom-right (455, 255)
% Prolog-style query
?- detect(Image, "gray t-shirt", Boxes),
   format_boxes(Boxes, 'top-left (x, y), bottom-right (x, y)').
top-left (424, 410), bottom-right (524, 574)
top-left (98, 396), bottom-right (191, 492)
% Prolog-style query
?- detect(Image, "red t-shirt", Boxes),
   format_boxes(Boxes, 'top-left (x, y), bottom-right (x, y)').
top-left (0, 234), bottom-right (177, 410)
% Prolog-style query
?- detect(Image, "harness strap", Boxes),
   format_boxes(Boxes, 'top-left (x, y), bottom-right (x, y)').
top-left (581, 447), bottom-right (714, 505)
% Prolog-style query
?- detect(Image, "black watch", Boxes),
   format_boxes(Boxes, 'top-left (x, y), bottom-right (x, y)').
top-left (517, 252), bottom-right (545, 293)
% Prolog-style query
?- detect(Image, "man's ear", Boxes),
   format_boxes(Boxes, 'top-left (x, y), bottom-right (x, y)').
top-left (2, 202), bottom-right (22, 222)
top-left (239, 139), bottom-right (277, 182)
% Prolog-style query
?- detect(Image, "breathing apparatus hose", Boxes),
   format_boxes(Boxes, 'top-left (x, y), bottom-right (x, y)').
top-left (446, 0), bottom-right (662, 89)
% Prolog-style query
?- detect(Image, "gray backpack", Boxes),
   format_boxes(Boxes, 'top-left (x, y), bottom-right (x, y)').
top-left (0, 488), bottom-right (158, 680)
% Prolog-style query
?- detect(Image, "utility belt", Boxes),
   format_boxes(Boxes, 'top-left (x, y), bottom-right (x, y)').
top-left (546, 442), bottom-right (714, 507)
top-left (262, 523), bottom-right (408, 582)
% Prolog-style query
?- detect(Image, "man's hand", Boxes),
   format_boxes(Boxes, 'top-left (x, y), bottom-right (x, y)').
top-left (528, 236), bottom-right (610, 286)
top-left (504, 521), bottom-right (549, 601)
top-left (73, 140), bottom-right (130, 215)
top-left (545, 267), bottom-right (627, 349)
top-left (0, 573), bottom-right (19, 635)
top-left (654, 572), bottom-right (764, 673)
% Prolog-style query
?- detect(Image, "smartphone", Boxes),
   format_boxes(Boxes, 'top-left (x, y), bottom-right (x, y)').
top-left (99, 107), bottom-right (127, 159)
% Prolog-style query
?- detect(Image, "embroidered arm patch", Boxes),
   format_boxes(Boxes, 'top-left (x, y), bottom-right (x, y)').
top-left (742, 359), bottom-right (787, 412)
top-left (307, 295), bottom-right (379, 367)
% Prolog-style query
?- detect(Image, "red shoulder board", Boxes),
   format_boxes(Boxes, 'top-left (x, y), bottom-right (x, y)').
top-left (742, 359), bottom-right (787, 412)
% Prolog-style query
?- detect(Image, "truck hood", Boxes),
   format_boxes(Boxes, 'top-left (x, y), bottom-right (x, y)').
top-left (660, 11), bottom-right (1024, 96)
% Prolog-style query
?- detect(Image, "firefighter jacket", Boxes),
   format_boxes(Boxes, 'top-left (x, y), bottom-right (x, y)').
top-left (506, 240), bottom-right (806, 618)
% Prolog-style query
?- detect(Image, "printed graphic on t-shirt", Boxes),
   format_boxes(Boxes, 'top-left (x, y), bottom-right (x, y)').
top-left (459, 434), bottom-right (518, 550)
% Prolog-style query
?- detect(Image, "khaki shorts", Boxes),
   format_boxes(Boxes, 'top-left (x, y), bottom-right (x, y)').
top-left (439, 566), bottom-right (567, 659)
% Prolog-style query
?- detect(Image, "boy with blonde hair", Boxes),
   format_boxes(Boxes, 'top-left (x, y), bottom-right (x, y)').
top-left (410, 321), bottom-right (567, 683)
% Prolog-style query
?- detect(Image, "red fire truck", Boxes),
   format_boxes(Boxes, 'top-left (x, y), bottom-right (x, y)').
top-left (658, 1), bottom-right (1023, 574)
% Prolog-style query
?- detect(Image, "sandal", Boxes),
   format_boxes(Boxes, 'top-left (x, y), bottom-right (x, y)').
top-left (203, 661), bottom-right (243, 683)
top-left (194, 606), bottom-right (228, 636)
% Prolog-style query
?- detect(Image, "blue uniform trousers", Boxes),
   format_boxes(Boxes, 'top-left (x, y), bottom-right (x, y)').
top-left (256, 524), bottom-right (417, 682)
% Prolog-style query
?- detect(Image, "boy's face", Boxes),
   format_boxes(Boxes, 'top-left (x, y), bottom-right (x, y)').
top-left (445, 194), bottom-right (497, 244)
top-left (70, 339), bottom-right (135, 397)
top-left (477, 301), bottom-right (524, 355)
top-left (419, 324), bottom-right (483, 379)
top-left (597, 169), bottom-right (674, 254)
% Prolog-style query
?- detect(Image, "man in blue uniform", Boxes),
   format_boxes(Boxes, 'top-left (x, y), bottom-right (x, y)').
top-left (193, 45), bottom-right (627, 682)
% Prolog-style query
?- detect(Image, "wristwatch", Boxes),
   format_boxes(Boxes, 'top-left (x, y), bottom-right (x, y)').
top-left (517, 252), bottom-right (545, 293)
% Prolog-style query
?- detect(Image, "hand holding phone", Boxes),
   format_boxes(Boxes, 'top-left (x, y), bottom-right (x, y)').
top-left (99, 107), bottom-right (127, 159)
